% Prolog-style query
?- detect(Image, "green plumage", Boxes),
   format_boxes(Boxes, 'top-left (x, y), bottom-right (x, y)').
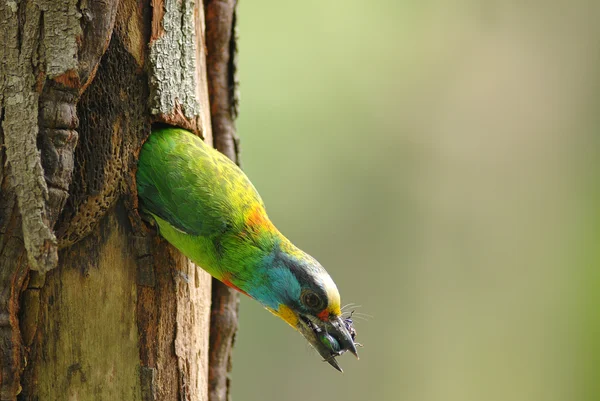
top-left (137, 128), bottom-right (275, 287)
top-left (137, 127), bottom-right (261, 237)
top-left (136, 127), bottom-right (358, 371)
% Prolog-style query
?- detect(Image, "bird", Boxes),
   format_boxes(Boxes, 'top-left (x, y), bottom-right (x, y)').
top-left (136, 127), bottom-right (358, 371)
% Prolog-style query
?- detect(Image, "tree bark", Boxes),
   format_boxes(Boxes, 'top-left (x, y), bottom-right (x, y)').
top-left (0, 0), bottom-right (237, 400)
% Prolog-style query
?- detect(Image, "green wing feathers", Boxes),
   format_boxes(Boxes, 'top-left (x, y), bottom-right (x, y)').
top-left (136, 128), bottom-right (264, 237)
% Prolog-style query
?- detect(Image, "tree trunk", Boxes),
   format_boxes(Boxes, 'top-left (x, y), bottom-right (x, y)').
top-left (0, 0), bottom-right (239, 400)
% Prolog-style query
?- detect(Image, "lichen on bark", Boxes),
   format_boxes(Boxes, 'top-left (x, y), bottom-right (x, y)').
top-left (39, 0), bottom-right (82, 79)
top-left (149, 0), bottom-right (201, 121)
top-left (1, 1), bottom-right (57, 272)
top-left (0, 0), bottom-right (86, 273)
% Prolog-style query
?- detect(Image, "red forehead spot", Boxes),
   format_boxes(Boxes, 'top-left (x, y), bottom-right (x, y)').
top-left (317, 309), bottom-right (330, 322)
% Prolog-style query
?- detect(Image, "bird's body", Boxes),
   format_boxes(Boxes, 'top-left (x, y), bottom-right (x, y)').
top-left (137, 128), bottom-right (357, 370)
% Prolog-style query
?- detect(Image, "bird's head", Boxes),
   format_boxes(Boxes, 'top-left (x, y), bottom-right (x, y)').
top-left (246, 242), bottom-right (358, 371)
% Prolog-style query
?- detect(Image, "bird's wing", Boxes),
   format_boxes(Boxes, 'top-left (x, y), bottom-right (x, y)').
top-left (137, 128), bottom-right (262, 237)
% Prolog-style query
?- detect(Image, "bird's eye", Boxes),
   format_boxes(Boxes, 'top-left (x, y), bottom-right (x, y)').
top-left (301, 290), bottom-right (324, 310)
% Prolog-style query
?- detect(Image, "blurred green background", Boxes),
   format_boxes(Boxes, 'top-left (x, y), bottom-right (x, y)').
top-left (232, 1), bottom-right (600, 401)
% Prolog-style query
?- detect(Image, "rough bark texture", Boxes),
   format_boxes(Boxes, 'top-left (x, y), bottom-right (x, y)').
top-left (148, 0), bottom-right (212, 137)
top-left (0, 0), bottom-right (218, 399)
top-left (1, 0), bottom-right (57, 275)
top-left (0, 0), bottom-right (117, 397)
top-left (205, 1), bottom-right (241, 401)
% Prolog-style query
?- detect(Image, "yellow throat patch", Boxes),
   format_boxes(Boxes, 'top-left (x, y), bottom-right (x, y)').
top-left (268, 305), bottom-right (299, 329)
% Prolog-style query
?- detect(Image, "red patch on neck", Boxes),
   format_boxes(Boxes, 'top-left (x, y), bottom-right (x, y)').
top-left (317, 309), bottom-right (330, 322)
top-left (222, 275), bottom-right (250, 297)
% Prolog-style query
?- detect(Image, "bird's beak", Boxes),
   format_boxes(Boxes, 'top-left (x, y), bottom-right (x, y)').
top-left (296, 314), bottom-right (358, 372)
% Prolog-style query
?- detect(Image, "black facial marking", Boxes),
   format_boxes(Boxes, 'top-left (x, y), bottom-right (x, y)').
top-left (273, 247), bottom-right (329, 309)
